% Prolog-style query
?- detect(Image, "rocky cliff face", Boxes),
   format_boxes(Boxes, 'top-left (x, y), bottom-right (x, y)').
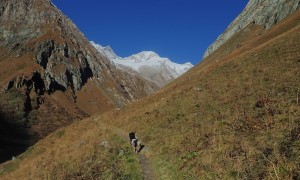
top-left (0, 0), bottom-right (158, 103)
top-left (1, 0), bottom-right (105, 92)
top-left (203, 0), bottom-right (300, 58)
top-left (0, 0), bottom-right (158, 158)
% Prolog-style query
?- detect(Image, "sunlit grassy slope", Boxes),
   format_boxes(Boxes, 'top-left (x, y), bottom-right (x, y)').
top-left (98, 11), bottom-right (300, 179)
top-left (1, 10), bottom-right (300, 180)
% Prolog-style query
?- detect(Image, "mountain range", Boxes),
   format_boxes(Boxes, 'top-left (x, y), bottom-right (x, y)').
top-left (91, 41), bottom-right (193, 87)
top-left (0, 0), bottom-right (300, 179)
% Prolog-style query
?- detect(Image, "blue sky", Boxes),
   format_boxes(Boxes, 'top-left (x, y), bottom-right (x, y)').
top-left (52, 0), bottom-right (248, 65)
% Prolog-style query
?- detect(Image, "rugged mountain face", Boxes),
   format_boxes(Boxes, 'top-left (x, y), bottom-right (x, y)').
top-left (203, 0), bottom-right (300, 58)
top-left (0, 0), bottom-right (157, 100)
top-left (91, 42), bottom-right (193, 87)
top-left (0, 0), bottom-right (158, 162)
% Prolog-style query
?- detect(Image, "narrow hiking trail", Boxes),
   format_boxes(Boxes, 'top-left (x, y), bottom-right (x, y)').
top-left (114, 129), bottom-right (157, 180)
top-left (94, 118), bottom-right (157, 180)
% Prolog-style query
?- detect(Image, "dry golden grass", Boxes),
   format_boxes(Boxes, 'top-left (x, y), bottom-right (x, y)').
top-left (94, 11), bottom-right (300, 179)
top-left (0, 116), bottom-right (142, 179)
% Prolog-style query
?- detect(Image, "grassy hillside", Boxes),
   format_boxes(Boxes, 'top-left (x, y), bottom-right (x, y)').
top-left (0, 117), bottom-right (142, 179)
top-left (98, 11), bottom-right (300, 179)
top-left (1, 9), bottom-right (300, 180)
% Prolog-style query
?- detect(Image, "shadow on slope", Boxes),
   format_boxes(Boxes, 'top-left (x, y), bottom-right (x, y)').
top-left (0, 110), bottom-right (34, 164)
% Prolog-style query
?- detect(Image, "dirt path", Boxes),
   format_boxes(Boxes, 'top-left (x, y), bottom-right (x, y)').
top-left (114, 129), bottom-right (157, 180)
top-left (94, 117), bottom-right (157, 179)
top-left (137, 152), bottom-right (156, 180)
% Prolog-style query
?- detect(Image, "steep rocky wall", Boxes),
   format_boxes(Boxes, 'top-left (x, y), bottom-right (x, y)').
top-left (203, 0), bottom-right (300, 58)
top-left (1, 0), bottom-right (162, 119)
top-left (0, 0), bottom-right (52, 45)
top-left (35, 40), bottom-right (96, 92)
top-left (0, 0), bottom-right (159, 105)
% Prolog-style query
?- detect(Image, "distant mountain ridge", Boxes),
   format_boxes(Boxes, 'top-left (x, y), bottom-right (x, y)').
top-left (203, 0), bottom-right (300, 58)
top-left (91, 41), bottom-right (193, 87)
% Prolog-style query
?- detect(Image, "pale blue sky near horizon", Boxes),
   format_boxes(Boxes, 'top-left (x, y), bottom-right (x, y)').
top-left (52, 0), bottom-right (249, 65)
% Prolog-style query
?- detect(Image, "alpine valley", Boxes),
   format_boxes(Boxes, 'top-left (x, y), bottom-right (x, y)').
top-left (0, 0), bottom-right (299, 179)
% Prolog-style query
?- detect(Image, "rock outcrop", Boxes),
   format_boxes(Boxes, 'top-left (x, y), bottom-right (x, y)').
top-left (203, 0), bottom-right (300, 58)
top-left (35, 40), bottom-right (94, 92)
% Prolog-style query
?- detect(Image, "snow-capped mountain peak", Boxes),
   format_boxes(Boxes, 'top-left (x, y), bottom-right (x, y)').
top-left (90, 41), bottom-right (119, 60)
top-left (91, 41), bottom-right (193, 87)
top-left (123, 51), bottom-right (171, 64)
top-left (127, 51), bottom-right (161, 62)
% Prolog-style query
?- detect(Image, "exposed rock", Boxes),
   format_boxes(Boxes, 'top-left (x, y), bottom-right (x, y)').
top-left (36, 96), bottom-right (44, 105)
top-left (9, 43), bottom-right (28, 57)
top-left (203, 0), bottom-right (300, 58)
top-left (15, 76), bottom-right (26, 89)
top-left (4, 80), bottom-right (14, 92)
top-left (34, 40), bottom-right (96, 91)
top-left (35, 40), bottom-right (54, 69)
